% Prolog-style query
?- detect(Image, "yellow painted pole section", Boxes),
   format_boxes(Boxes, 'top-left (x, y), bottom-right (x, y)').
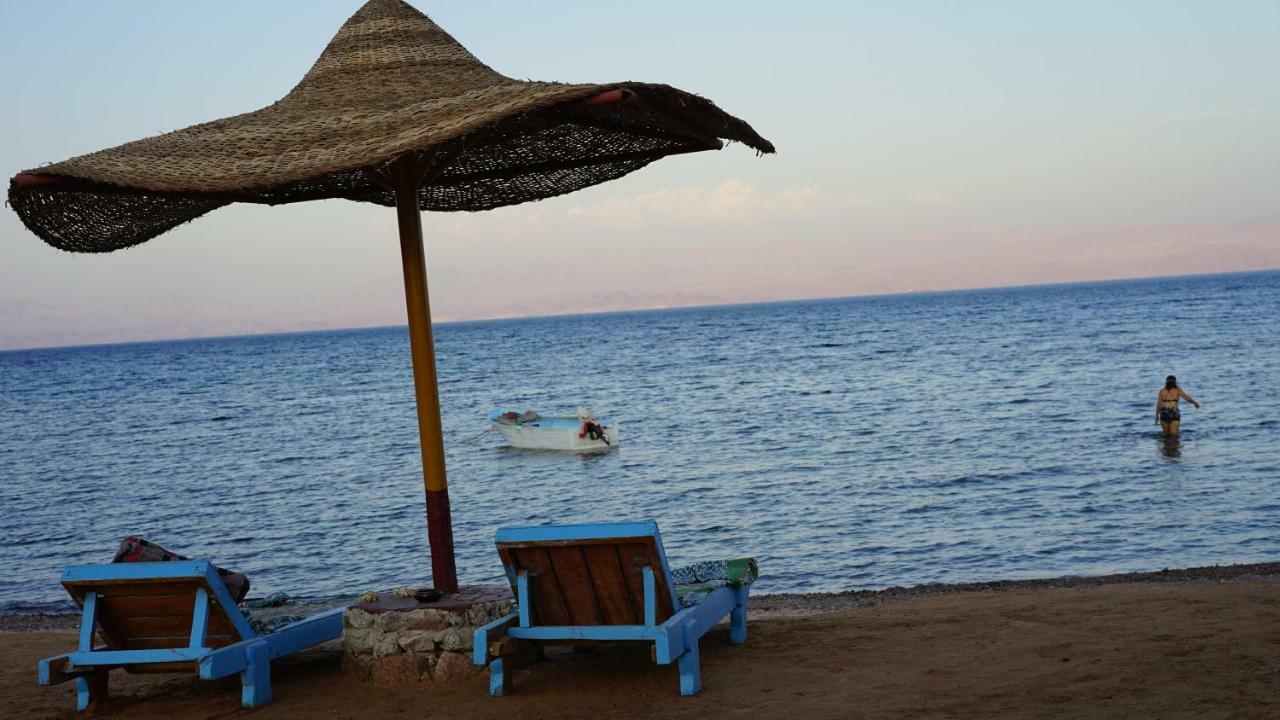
top-left (391, 164), bottom-right (458, 593)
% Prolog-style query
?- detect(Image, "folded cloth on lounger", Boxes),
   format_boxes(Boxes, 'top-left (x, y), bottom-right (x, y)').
top-left (671, 558), bottom-right (759, 608)
top-left (113, 536), bottom-right (251, 603)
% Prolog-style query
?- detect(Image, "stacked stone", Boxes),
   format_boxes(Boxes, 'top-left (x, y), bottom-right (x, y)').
top-left (341, 598), bottom-right (514, 685)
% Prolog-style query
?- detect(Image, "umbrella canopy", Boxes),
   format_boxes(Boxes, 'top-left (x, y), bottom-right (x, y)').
top-left (9, 0), bottom-right (773, 252)
top-left (8, 0), bottom-right (773, 594)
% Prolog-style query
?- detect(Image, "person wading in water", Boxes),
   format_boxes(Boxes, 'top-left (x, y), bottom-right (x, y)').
top-left (1156, 375), bottom-right (1199, 437)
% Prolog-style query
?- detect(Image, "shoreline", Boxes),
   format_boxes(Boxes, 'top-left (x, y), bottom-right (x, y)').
top-left (4, 564), bottom-right (1278, 719)
top-left (5, 560), bottom-right (1275, 632)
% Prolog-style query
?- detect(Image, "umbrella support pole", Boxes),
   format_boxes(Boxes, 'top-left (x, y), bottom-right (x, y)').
top-left (375, 152), bottom-right (458, 595)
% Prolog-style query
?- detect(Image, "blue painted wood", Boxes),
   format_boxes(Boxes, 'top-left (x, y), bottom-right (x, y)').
top-left (61, 560), bottom-right (212, 584)
top-left (78, 591), bottom-right (98, 652)
top-left (473, 612), bottom-right (518, 665)
top-left (195, 563), bottom-right (257, 641)
top-left (488, 658), bottom-right (506, 696)
top-left (517, 570), bottom-right (531, 627)
top-left (69, 648), bottom-right (211, 666)
top-left (38, 653), bottom-right (72, 685)
top-left (189, 587), bottom-right (210, 649)
top-left (59, 561), bottom-right (256, 641)
top-left (41, 562), bottom-right (342, 712)
top-left (74, 673), bottom-right (104, 711)
top-left (480, 521), bottom-right (752, 697)
top-left (653, 586), bottom-right (738, 664)
top-left (494, 521), bottom-right (680, 617)
top-left (730, 585), bottom-right (749, 645)
top-left (495, 521), bottom-right (659, 544)
top-left (259, 607), bottom-right (343, 661)
top-left (200, 608), bottom-right (344, 679)
top-left (241, 641), bottom-right (271, 708)
top-left (642, 566), bottom-right (657, 626)
top-left (677, 625), bottom-right (701, 696)
top-left (75, 676), bottom-right (91, 711)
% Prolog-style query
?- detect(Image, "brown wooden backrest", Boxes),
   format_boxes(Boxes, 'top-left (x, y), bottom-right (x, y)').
top-left (64, 578), bottom-right (242, 650)
top-left (497, 537), bottom-right (677, 626)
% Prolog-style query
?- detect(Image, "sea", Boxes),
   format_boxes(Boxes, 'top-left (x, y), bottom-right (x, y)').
top-left (2, 271), bottom-right (1278, 612)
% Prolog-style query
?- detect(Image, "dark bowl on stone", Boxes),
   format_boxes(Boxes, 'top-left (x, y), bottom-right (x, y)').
top-left (414, 587), bottom-right (443, 603)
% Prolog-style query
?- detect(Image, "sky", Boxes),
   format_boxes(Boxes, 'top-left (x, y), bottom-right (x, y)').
top-left (1, 1), bottom-right (1277, 350)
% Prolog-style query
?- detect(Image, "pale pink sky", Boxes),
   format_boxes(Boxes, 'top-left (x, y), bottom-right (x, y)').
top-left (2, 1), bottom-right (1278, 350)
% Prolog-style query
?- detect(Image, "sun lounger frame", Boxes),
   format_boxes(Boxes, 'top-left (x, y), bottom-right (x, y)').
top-left (473, 521), bottom-right (749, 696)
top-left (37, 560), bottom-right (342, 710)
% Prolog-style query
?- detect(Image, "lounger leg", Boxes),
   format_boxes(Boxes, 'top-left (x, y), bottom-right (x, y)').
top-left (74, 670), bottom-right (108, 711)
top-left (677, 641), bottom-right (702, 696)
top-left (730, 586), bottom-right (749, 645)
top-left (488, 657), bottom-right (507, 696)
top-left (240, 641), bottom-right (271, 708)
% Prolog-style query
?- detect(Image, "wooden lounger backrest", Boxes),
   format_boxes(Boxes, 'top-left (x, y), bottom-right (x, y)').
top-left (496, 523), bottom-right (678, 627)
top-left (63, 567), bottom-right (248, 651)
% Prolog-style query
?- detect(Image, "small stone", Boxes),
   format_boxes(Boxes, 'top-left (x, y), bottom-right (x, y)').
top-left (441, 627), bottom-right (472, 651)
top-left (413, 651), bottom-right (437, 676)
top-left (344, 609), bottom-right (374, 630)
top-left (342, 627), bottom-right (375, 655)
top-left (398, 631), bottom-right (436, 653)
top-left (432, 651), bottom-right (478, 682)
top-left (466, 606), bottom-right (489, 627)
top-left (374, 634), bottom-right (401, 657)
top-left (405, 609), bottom-right (448, 633)
top-left (375, 653), bottom-right (420, 686)
top-left (379, 612), bottom-right (407, 633)
top-left (445, 609), bottom-right (467, 627)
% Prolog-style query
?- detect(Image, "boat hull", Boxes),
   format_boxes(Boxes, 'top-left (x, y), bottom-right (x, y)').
top-left (492, 421), bottom-right (619, 452)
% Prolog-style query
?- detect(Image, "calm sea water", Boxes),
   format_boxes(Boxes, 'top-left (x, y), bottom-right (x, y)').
top-left (2, 271), bottom-right (1278, 611)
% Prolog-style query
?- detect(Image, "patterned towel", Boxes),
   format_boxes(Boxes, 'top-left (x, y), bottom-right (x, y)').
top-left (671, 558), bottom-right (758, 608)
top-left (113, 536), bottom-right (251, 603)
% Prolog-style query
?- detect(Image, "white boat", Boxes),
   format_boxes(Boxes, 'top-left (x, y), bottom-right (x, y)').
top-left (484, 408), bottom-right (619, 452)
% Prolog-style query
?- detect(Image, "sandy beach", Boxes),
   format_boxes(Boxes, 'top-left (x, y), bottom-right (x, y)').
top-left (4, 563), bottom-right (1277, 720)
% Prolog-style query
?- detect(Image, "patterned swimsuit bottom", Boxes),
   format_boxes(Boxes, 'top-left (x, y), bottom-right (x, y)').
top-left (1159, 404), bottom-right (1180, 422)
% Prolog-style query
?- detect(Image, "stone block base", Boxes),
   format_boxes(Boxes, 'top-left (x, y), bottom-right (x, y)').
top-left (341, 585), bottom-right (512, 685)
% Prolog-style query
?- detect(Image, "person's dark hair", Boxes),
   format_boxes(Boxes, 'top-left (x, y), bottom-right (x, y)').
top-left (1165, 375), bottom-right (1178, 390)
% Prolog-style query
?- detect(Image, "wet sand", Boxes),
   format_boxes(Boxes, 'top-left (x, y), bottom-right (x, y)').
top-left (4, 564), bottom-right (1278, 719)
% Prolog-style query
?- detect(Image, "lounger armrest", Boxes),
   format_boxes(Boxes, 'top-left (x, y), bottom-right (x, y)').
top-left (653, 585), bottom-right (741, 664)
top-left (199, 607), bottom-right (343, 680)
top-left (38, 653), bottom-right (77, 685)
top-left (474, 612), bottom-right (519, 665)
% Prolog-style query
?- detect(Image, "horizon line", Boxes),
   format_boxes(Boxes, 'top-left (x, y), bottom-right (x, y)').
top-left (2, 266), bottom-right (1276, 354)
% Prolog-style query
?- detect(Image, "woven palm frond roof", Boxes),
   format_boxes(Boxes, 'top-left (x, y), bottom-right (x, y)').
top-left (8, 0), bottom-right (773, 253)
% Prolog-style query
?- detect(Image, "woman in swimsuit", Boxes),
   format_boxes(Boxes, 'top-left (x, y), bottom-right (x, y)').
top-left (1156, 375), bottom-right (1199, 437)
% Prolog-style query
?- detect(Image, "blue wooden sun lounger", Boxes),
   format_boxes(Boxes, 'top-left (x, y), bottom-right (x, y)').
top-left (473, 521), bottom-right (751, 696)
top-left (38, 560), bottom-right (343, 711)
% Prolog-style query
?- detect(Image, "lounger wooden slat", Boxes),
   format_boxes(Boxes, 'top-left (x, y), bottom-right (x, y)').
top-left (99, 594), bottom-right (207, 619)
top-left (511, 547), bottom-right (572, 626)
top-left (38, 560), bottom-right (343, 712)
top-left (545, 546), bottom-right (605, 625)
top-left (477, 521), bottom-right (751, 696)
top-left (581, 544), bottom-right (638, 625)
top-left (616, 541), bottom-right (676, 621)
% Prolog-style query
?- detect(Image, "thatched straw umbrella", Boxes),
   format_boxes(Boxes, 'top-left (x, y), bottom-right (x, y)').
top-left (8, 0), bottom-right (773, 594)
